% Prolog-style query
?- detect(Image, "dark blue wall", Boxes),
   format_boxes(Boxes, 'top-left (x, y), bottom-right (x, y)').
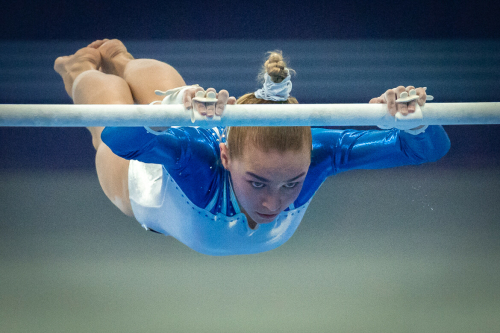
top-left (0, 1), bottom-right (499, 170)
top-left (2, 0), bottom-right (500, 40)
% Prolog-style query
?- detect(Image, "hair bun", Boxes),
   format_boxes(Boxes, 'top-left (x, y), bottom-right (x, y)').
top-left (264, 51), bottom-right (288, 83)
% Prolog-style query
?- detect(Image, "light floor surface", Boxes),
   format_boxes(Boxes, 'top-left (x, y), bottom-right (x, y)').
top-left (1, 166), bottom-right (499, 333)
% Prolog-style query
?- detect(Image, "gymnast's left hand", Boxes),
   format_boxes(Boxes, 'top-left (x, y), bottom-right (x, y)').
top-left (183, 87), bottom-right (237, 118)
top-left (369, 85), bottom-right (427, 117)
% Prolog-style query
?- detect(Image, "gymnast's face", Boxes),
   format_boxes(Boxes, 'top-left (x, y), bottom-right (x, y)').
top-left (220, 142), bottom-right (310, 227)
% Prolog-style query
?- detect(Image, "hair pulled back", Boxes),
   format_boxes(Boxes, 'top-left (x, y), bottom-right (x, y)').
top-left (262, 51), bottom-right (290, 83)
top-left (237, 51), bottom-right (297, 105)
top-left (227, 51), bottom-right (311, 160)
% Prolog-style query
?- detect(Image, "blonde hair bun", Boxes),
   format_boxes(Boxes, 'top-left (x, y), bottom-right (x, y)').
top-left (235, 50), bottom-right (298, 105)
top-left (264, 51), bottom-right (288, 83)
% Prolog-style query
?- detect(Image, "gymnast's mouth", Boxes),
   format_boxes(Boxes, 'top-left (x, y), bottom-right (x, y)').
top-left (256, 212), bottom-right (279, 221)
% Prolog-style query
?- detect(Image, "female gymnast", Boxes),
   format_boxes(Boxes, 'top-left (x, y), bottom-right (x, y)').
top-left (54, 39), bottom-right (451, 256)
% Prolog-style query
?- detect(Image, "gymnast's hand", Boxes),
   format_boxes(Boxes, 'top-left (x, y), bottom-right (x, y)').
top-left (369, 86), bottom-right (428, 117)
top-left (183, 87), bottom-right (237, 118)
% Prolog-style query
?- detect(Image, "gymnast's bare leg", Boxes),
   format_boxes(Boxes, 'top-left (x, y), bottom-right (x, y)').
top-left (54, 46), bottom-right (136, 217)
top-left (88, 39), bottom-right (187, 104)
top-left (90, 38), bottom-right (232, 117)
top-left (55, 41), bottom-right (190, 218)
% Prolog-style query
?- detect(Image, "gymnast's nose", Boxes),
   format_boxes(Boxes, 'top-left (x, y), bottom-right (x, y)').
top-left (261, 193), bottom-right (281, 212)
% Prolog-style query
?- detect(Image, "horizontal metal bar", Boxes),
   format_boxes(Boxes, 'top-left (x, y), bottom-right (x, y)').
top-left (0, 103), bottom-right (499, 127)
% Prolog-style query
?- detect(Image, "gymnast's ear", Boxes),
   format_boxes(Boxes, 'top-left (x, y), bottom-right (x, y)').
top-left (219, 142), bottom-right (231, 169)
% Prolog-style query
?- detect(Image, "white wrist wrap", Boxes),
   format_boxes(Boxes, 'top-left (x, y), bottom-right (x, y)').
top-left (144, 85), bottom-right (199, 135)
top-left (378, 104), bottom-right (428, 135)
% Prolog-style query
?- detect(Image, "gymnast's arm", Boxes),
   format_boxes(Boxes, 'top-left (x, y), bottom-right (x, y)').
top-left (99, 85), bottom-right (202, 167)
top-left (313, 125), bottom-right (451, 177)
top-left (100, 86), bottom-right (235, 165)
top-left (101, 126), bottom-right (187, 166)
top-left (315, 86), bottom-right (451, 175)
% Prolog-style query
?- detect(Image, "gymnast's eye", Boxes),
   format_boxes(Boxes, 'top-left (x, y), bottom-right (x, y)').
top-left (284, 182), bottom-right (298, 188)
top-left (250, 181), bottom-right (265, 188)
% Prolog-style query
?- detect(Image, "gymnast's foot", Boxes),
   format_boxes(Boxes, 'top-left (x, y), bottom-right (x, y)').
top-left (54, 47), bottom-right (101, 98)
top-left (89, 39), bottom-right (134, 77)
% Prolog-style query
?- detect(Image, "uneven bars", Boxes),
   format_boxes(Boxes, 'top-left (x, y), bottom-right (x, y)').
top-left (0, 103), bottom-right (499, 127)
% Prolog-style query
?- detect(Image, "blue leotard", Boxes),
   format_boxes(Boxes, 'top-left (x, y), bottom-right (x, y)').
top-left (102, 125), bottom-right (450, 245)
top-left (103, 125), bottom-right (450, 210)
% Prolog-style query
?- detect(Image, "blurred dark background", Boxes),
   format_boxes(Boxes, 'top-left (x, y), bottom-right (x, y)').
top-left (1, 0), bottom-right (499, 170)
top-left (1, 1), bottom-right (500, 332)
top-left (2, 0), bottom-right (500, 40)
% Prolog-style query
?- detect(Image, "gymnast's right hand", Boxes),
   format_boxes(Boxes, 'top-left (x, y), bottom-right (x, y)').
top-left (183, 86), bottom-right (236, 118)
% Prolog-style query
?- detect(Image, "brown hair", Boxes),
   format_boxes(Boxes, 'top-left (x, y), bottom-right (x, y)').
top-left (227, 51), bottom-right (311, 159)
